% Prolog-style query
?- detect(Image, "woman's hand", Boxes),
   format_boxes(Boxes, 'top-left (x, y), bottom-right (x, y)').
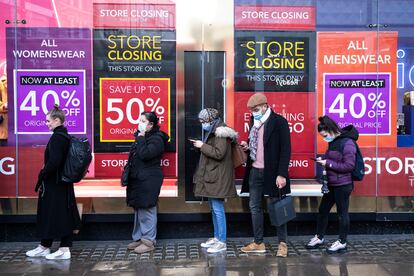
top-left (316, 159), bottom-right (327, 166)
top-left (192, 140), bottom-right (203, 148)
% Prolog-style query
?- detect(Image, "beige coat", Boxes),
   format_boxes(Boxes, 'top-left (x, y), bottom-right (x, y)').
top-left (0, 77), bottom-right (7, 140)
top-left (193, 125), bottom-right (238, 199)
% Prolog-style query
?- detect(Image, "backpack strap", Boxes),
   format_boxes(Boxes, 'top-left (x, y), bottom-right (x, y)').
top-left (54, 132), bottom-right (71, 159)
top-left (339, 137), bottom-right (360, 161)
top-left (339, 138), bottom-right (354, 153)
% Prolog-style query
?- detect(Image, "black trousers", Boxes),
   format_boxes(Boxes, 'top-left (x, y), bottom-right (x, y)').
top-left (316, 184), bottom-right (353, 243)
top-left (249, 168), bottom-right (287, 244)
top-left (41, 234), bottom-right (73, 248)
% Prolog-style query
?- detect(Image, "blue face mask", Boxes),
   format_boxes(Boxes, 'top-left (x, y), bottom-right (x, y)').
top-left (323, 136), bottom-right (335, 143)
top-left (252, 111), bottom-right (263, 121)
top-left (202, 122), bottom-right (212, 131)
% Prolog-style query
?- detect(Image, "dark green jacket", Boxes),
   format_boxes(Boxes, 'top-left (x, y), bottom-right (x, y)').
top-left (193, 125), bottom-right (238, 199)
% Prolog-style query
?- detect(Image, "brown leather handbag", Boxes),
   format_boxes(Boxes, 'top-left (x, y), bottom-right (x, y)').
top-left (232, 143), bottom-right (247, 168)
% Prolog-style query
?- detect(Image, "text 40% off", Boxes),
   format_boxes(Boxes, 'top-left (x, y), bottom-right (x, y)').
top-left (328, 92), bottom-right (387, 119)
top-left (106, 97), bottom-right (166, 125)
top-left (20, 89), bottom-right (82, 116)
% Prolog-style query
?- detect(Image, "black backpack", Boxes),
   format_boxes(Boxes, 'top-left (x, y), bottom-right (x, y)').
top-left (57, 132), bottom-right (92, 183)
top-left (340, 138), bottom-right (365, 181)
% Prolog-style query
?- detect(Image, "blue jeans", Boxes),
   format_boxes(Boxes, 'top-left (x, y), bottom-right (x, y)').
top-left (209, 198), bottom-right (227, 242)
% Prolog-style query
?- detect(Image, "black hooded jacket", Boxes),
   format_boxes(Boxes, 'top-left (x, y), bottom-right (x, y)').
top-left (126, 127), bottom-right (169, 208)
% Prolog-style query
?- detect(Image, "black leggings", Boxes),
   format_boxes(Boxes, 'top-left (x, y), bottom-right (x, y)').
top-left (316, 184), bottom-right (353, 243)
top-left (41, 234), bottom-right (73, 248)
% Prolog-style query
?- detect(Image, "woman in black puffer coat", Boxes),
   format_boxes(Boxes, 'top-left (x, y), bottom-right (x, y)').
top-left (126, 111), bottom-right (169, 254)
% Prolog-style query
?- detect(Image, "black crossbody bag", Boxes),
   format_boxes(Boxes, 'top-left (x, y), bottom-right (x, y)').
top-left (121, 142), bottom-right (136, 187)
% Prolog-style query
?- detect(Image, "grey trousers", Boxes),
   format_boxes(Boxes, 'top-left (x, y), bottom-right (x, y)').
top-left (132, 206), bottom-right (157, 243)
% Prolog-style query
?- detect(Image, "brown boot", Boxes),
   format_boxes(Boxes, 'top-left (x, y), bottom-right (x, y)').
top-left (240, 241), bottom-right (266, 253)
top-left (127, 240), bottom-right (142, 250)
top-left (134, 239), bottom-right (155, 254)
top-left (276, 242), bottom-right (288, 258)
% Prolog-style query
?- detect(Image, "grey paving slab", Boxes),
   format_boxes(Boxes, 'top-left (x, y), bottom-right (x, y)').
top-left (0, 235), bottom-right (413, 275)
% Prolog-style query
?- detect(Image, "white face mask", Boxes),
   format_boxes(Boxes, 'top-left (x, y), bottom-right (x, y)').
top-left (138, 122), bottom-right (148, 133)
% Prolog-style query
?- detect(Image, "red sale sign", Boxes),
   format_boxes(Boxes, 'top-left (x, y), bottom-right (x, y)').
top-left (290, 154), bottom-right (315, 178)
top-left (357, 148), bottom-right (414, 196)
top-left (100, 78), bottom-right (170, 142)
top-left (234, 92), bottom-right (315, 178)
top-left (234, 5), bottom-right (315, 30)
top-left (0, 147), bottom-right (16, 197)
top-left (94, 152), bottom-right (176, 178)
top-left (94, 3), bottom-right (176, 29)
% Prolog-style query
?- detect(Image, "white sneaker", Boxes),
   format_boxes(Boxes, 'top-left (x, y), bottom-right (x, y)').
top-left (45, 248), bottom-right (71, 260)
top-left (26, 245), bottom-right (51, 257)
top-left (207, 241), bottom-right (226, 253)
top-left (200, 237), bottom-right (219, 248)
top-left (306, 235), bottom-right (325, 249)
top-left (327, 240), bottom-right (347, 254)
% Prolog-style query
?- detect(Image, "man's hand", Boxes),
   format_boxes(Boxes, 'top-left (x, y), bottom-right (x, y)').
top-left (276, 176), bottom-right (286, 188)
top-left (240, 141), bottom-right (249, 151)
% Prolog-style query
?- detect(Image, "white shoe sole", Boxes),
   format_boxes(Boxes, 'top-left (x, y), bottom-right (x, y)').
top-left (326, 247), bottom-right (347, 254)
top-left (45, 253), bottom-right (71, 260)
top-left (207, 248), bottom-right (226, 253)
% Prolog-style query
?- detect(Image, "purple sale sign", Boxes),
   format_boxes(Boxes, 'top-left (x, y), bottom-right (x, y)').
top-left (15, 70), bottom-right (86, 134)
top-left (6, 28), bottom-right (91, 146)
top-left (323, 73), bottom-right (391, 135)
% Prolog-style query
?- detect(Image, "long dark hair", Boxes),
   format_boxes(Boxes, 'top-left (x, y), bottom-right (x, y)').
top-left (141, 111), bottom-right (160, 131)
top-left (317, 115), bottom-right (341, 134)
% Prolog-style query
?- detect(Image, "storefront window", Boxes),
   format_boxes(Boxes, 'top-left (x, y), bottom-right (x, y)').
top-left (1, 0), bottom-right (413, 216)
